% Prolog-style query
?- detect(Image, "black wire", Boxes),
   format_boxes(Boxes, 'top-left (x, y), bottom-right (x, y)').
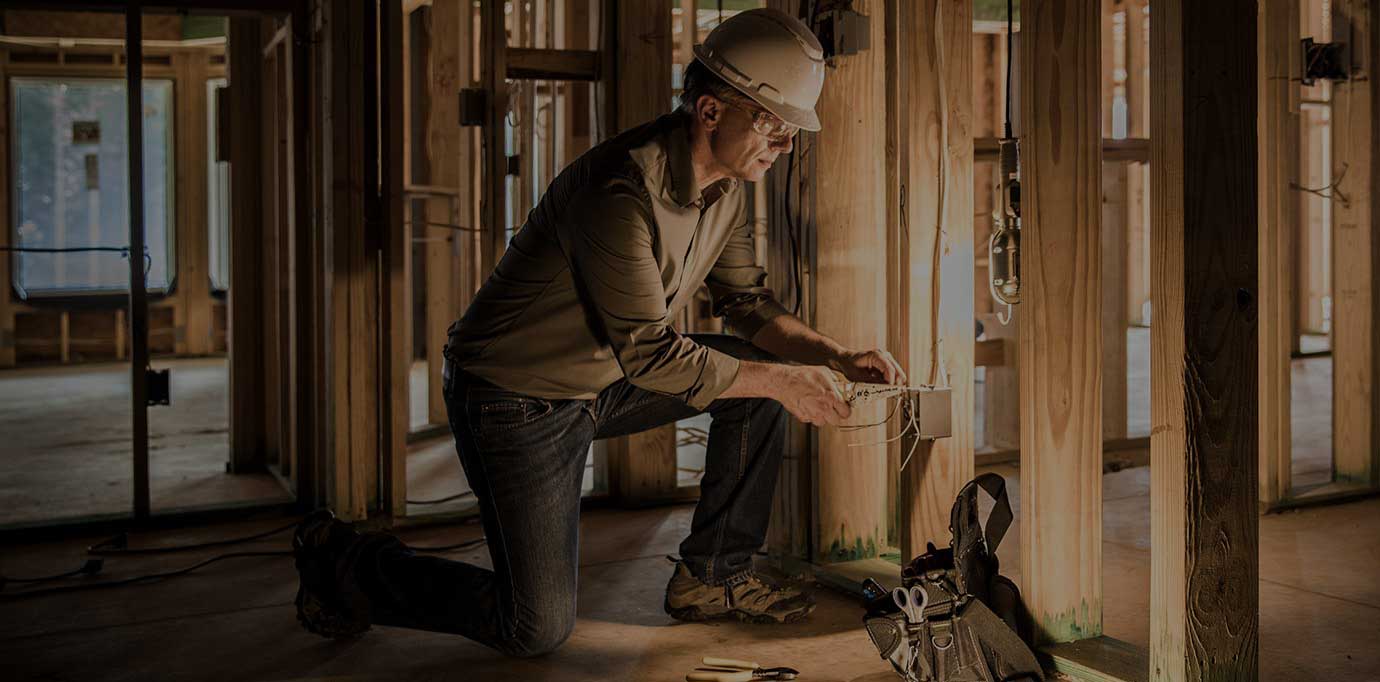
top-left (0, 531), bottom-right (487, 601)
top-left (87, 519), bottom-right (300, 556)
top-left (785, 148), bottom-right (803, 317)
top-left (0, 246), bottom-right (132, 254)
top-left (1004, 0), bottom-right (1014, 139)
top-left (0, 551), bottom-right (291, 602)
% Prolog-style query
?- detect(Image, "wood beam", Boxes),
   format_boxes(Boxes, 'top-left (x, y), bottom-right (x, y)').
top-left (322, 0), bottom-right (379, 520)
top-left (604, 0), bottom-right (680, 505)
top-left (174, 51), bottom-right (214, 356)
top-left (0, 49), bottom-right (13, 368)
top-left (1150, 0), bottom-right (1260, 679)
top-left (889, 0), bottom-right (975, 561)
top-left (1330, 0), bottom-right (1380, 489)
top-left (1019, 0), bottom-right (1103, 645)
top-left (1102, 160), bottom-right (1129, 441)
top-left (1102, 0), bottom-right (1129, 442)
top-left (423, 1), bottom-right (468, 427)
top-left (228, 17), bottom-right (267, 473)
top-left (480, 0), bottom-right (509, 276)
top-left (382, 0), bottom-right (410, 517)
top-left (1259, 0), bottom-right (1300, 506)
top-left (1126, 0), bottom-right (1150, 327)
top-left (816, 0), bottom-right (888, 562)
top-left (506, 47), bottom-right (599, 80)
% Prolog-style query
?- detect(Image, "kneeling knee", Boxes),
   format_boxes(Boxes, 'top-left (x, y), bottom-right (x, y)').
top-left (501, 616), bottom-right (574, 658)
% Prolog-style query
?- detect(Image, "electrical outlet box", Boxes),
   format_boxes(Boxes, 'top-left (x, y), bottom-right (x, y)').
top-left (817, 8), bottom-right (870, 60)
top-left (459, 88), bottom-right (487, 126)
top-left (147, 368), bottom-right (171, 406)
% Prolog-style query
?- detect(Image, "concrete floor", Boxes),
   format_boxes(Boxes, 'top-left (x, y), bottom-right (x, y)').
top-left (0, 358), bottom-right (288, 528)
top-left (2, 468), bottom-right (1376, 681)
top-left (0, 330), bottom-right (1340, 526)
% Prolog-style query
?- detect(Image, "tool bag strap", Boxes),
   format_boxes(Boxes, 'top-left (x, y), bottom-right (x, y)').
top-left (951, 472), bottom-right (1013, 555)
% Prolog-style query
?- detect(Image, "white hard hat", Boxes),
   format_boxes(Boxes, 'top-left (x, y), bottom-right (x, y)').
top-left (692, 8), bottom-right (826, 132)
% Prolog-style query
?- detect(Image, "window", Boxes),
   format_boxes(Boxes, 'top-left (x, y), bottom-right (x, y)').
top-left (207, 78), bottom-right (230, 292)
top-left (9, 77), bottom-right (175, 297)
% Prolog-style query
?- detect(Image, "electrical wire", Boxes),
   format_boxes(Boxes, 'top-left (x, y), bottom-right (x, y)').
top-left (0, 517), bottom-right (488, 601)
top-left (87, 519), bottom-right (301, 556)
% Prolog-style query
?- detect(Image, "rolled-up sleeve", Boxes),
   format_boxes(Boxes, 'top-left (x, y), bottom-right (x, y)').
top-left (705, 198), bottom-right (790, 340)
top-left (563, 179), bottom-right (740, 410)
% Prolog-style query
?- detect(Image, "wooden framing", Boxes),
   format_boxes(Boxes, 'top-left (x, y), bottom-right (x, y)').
top-left (1330, 0), bottom-right (1380, 490)
top-left (814, 0), bottom-right (888, 562)
top-left (1259, 0), bottom-right (1300, 507)
top-left (602, 0), bottom-right (683, 506)
top-left (887, 0), bottom-right (976, 559)
top-left (1150, 0), bottom-right (1260, 679)
top-left (228, 16), bottom-right (267, 473)
top-left (382, 0), bottom-right (410, 517)
top-left (506, 47), bottom-right (599, 81)
top-left (1101, 0), bottom-right (1129, 442)
top-left (321, 0), bottom-right (379, 520)
top-left (1019, 0), bottom-right (1103, 646)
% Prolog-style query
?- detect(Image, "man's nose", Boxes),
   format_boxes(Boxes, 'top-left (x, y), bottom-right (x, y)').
top-left (770, 133), bottom-right (794, 154)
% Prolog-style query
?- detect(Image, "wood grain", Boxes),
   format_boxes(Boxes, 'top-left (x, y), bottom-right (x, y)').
top-left (1018, 0), bottom-right (1103, 645)
top-left (1258, 0), bottom-right (1299, 505)
top-left (889, 0), bottom-right (976, 560)
top-left (1103, 160), bottom-right (1129, 440)
top-left (606, 0), bottom-right (681, 505)
top-left (1150, 0), bottom-right (1260, 679)
top-left (1330, 0), bottom-right (1380, 488)
top-left (814, 0), bottom-right (888, 562)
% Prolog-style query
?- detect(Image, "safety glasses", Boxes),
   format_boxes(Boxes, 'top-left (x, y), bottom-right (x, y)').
top-left (724, 98), bottom-right (799, 143)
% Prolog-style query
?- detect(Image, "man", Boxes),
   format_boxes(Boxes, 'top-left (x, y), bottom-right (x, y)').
top-left (293, 8), bottom-right (905, 657)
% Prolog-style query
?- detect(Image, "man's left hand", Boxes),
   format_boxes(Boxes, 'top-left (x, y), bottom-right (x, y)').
top-left (830, 348), bottom-right (907, 385)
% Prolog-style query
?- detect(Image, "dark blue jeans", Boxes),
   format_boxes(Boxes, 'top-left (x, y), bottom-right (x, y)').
top-left (353, 334), bottom-right (788, 657)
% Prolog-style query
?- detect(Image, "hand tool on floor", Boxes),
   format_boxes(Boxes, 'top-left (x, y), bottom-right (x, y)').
top-left (686, 657), bottom-right (799, 681)
top-left (891, 584), bottom-right (929, 624)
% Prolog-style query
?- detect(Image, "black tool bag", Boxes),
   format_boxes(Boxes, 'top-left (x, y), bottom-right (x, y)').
top-left (861, 474), bottom-right (1043, 682)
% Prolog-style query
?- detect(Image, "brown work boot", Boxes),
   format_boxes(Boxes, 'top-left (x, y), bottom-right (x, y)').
top-left (292, 510), bottom-right (371, 639)
top-left (664, 561), bottom-right (816, 624)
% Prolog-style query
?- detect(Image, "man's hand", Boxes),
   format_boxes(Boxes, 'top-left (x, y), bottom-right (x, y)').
top-left (776, 365), bottom-right (852, 426)
top-left (829, 348), bottom-right (908, 385)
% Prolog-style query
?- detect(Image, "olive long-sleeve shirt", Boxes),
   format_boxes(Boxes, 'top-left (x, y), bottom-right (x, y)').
top-left (444, 112), bottom-right (789, 410)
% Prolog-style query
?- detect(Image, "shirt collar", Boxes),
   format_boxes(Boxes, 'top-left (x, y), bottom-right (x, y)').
top-left (662, 113), bottom-right (738, 209)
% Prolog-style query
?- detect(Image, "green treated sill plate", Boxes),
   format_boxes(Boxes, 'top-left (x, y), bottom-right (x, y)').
top-left (1041, 636), bottom-right (1148, 682)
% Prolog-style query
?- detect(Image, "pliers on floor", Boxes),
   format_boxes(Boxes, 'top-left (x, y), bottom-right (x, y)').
top-left (686, 657), bottom-right (799, 681)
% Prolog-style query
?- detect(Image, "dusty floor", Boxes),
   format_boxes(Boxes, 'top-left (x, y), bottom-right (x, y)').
top-left (2, 468), bottom-right (1377, 681)
top-left (2, 329), bottom-right (1336, 525)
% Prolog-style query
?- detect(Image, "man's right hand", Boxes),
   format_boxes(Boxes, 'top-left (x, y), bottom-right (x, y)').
top-left (719, 360), bottom-right (853, 425)
top-left (774, 364), bottom-right (852, 426)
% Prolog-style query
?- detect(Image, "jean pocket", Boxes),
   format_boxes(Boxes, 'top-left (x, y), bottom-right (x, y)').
top-left (474, 397), bottom-right (552, 435)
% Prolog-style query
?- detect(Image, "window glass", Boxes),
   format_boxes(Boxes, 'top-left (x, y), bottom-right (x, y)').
top-left (207, 78), bottom-right (230, 292)
top-left (10, 78), bottom-right (175, 296)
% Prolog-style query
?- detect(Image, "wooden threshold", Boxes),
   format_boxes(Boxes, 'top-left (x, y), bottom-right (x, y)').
top-left (975, 436), bottom-right (1150, 468)
top-left (1264, 480), bottom-right (1380, 513)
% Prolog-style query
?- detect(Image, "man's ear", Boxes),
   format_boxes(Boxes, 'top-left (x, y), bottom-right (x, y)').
top-left (696, 95), bottom-right (722, 130)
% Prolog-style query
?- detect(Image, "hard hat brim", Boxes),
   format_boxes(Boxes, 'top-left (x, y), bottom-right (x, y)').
top-left (692, 46), bottom-right (822, 132)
